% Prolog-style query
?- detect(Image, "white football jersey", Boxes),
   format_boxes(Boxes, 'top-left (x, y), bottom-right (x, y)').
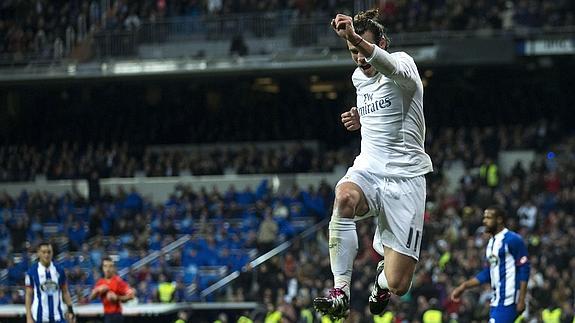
top-left (25, 262), bottom-right (67, 322)
top-left (351, 46), bottom-right (433, 178)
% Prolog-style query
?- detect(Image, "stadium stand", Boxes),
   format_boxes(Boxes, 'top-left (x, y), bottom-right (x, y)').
top-left (0, 0), bottom-right (574, 322)
top-left (0, 142), bottom-right (354, 181)
top-left (1, 123), bottom-right (574, 322)
top-left (0, 178), bottom-right (330, 300)
top-left (2, 0), bottom-right (574, 63)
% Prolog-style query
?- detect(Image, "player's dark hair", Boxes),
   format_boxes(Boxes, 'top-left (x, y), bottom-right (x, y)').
top-left (37, 241), bottom-right (52, 250)
top-left (487, 206), bottom-right (507, 223)
top-left (102, 256), bottom-right (115, 264)
top-left (353, 9), bottom-right (390, 50)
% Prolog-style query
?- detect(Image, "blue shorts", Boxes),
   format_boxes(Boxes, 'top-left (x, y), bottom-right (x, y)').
top-left (490, 305), bottom-right (518, 323)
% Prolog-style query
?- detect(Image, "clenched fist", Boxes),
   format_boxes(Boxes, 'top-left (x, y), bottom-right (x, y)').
top-left (341, 107), bottom-right (361, 131)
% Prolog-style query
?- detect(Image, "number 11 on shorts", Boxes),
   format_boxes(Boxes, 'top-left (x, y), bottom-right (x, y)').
top-left (406, 227), bottom-right (420, 253)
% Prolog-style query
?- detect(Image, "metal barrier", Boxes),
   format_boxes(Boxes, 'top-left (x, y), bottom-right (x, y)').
top-left (117, 234), bottom-right (191, 277)
top-left (199, 218), bottom-right (330, 301)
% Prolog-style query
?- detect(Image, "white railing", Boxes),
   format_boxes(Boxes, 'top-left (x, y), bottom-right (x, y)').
top-left (200, 218), bottom-right (329, 300)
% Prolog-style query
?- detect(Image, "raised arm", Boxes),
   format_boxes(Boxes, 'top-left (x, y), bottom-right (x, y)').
top-left (331, 13), bottom-right (419, 87)
top-left (332, 14), bottom-right (375, 61)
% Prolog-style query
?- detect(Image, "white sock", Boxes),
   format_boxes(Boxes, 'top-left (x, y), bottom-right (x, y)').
top-left (377, 269), bottom-right (389, 290)
top-left (329, 216), bottom-right (358, 297)
top-left (377, 270), bottom-right (413, 294)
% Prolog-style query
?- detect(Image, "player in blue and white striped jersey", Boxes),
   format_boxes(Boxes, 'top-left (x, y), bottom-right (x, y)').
top-left (451, 206), bottom-right (530, 322)
top-left (25, 242), bottom-right (75, 323)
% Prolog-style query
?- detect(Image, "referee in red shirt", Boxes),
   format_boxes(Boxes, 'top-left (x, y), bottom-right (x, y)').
top-left (90, 257), bottom-right (136, 323)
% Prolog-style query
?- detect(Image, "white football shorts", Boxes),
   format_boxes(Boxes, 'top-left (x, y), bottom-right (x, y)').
top-left (336, 168), bottom-right (426, 261)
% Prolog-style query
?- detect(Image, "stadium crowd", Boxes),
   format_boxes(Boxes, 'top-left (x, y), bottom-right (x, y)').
top-left (1, 2), bottom-right (574, 323)
top-left (0, 122), bottom-right (558, 182)
top-left (223, 132), bottom-right (575, 322)
top-left (0, 174), bottom-right (332, 306)
top-left (0, 122), bottom-right (574, 322)
top-left (0, 142), bottom-right (354, 181)
top-left (1, 0), bottom-right (574, 62)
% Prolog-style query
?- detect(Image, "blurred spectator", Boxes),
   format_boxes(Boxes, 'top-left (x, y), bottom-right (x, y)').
top-left (257, 211), bottom-right (278, 252)
top-left (174, 310), bottom-right (189, 323)
top-left (517, 199), bottom-right (537, 231)
top-left (156, 273), bottom-right (176, 303)
top-left (0, 287), bottom-right (10, 304)
top-left (229, 33), bottom-right (248, 57)
top-left (479, 158), bottom-right (499, 189)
